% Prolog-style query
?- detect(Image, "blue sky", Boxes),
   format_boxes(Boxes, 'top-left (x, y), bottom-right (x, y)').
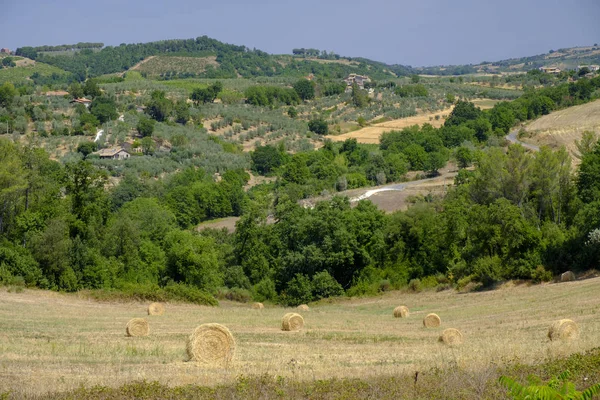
top-left (1, 0), bottom-right (599, 66)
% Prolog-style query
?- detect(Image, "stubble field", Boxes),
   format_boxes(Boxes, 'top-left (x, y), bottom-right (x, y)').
top-left (2, 276), bottom-right (600, 397)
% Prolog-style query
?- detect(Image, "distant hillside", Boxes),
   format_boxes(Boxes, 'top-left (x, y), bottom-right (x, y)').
top-left (416, 45), bottom-right (600, 75)
top-left (16, 36), bottom-right (408, 81)
top-left (13, 37), bottom-right (600, 81)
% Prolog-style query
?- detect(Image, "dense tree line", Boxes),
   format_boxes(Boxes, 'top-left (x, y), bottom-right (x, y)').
top-left (15, 36), bottom-right (411, 81)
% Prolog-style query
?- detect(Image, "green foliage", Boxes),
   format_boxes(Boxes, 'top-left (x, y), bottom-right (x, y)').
top-left (308, 118), bottom-right (329, 135)
top-left (287, 106), bottom-right (298, 118)
top-left (0, 82), bottom-right (17, 108)
top-left (351, 84), bottom-right (369, 108)
top-left (499, 370), bottom-right (600, 400)
top-left (244, 85), bottom-right (300, 106)
top-left (76, 141), bottom-right (98, 158)
top-left (293, 78), bottom-right (315, 100)
top-left (137, 116), bottom-right (156, 137)
top-left (145, 90), bottom-right (173, 122)
top-left (282, 273), bottom-right (313, 306)
top-left (311, 270), bottom-right (344, 300)
top-left (251, 144), bottom-right (285, 175)
top-left (89, 96), bottom-right (118, 124)
top-left (395, 84), bottom-right (428, 98)
top-left (190, 81), bottom-right (223, 104)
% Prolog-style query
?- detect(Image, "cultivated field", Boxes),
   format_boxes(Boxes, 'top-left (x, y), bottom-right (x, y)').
top-left (523, 99), bottom-right (600, 160)
top-left (2, 276), bottom-right (600, 397)
top-left (326, 108), bottom-right (453, 144)
top-left (131, 55), bottom-right (220, 76)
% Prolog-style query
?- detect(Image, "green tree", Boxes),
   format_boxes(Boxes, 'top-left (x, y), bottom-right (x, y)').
top-left (83, 79), bottom-right (102, 98)
top-left (287, 106), bottom-right (298, 118)
top-left (89, 96), bottom-right (118, 124)
top-left (293, 79), bottom-right (315, 101)
top-left (308, 119), bottom-right (329, 135)
top-left (0, 82), bottom-right (17, 109)
top-left (251, 144), bottom-right (285, 175)
top-left (174, 100), bottom-right (190, 125)
top-left (578, 141), bottom-right (600, 203)
top-left (76, 142), bottom-right (98, 158)
top-left (136, 116), bottom-right (155, 137)
top-left (351, 84), bottom-right (369, 107)
top-left (164, 230), bottom-right (223, 292)
top-left (146, 90), bottom-right (173, 122)
top-left (444, 100), bottom-right (482, 127)
top-left (455, 146), bottom-right (473, 169)
top-left (190, 82), bottom-right (223, 105)
top-left (68, 82), bottom-right (84, 99)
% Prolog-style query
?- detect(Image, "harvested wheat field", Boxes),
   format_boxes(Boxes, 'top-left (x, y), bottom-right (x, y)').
top-left (326, 108), bottom-right (453, 144)
top-left (2, 277), bottom-right (600, 396)
top-left (523, 99), bottom-right (600, 161)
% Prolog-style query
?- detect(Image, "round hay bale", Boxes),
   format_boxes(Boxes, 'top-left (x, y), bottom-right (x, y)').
top-left (393, 305), bottom-right (410, 318)
top-left (548, 319), bottom-right (579, 341)
top-left (186, 323), bottom-right (235, 364)
top-left (252, 302), bottom-right (264, 309)
top-left (147, 302), bottom-right (165, 316)
top-left (560, 271), bottom-right (575, 282)
top-left (423, 313), bottom-right (441, 328)
top-left (297, 304), bottom-right (310, 311)
top-left (126, 318), bottom-right (149, 337)
top-left (282, 312), bottom-right (304, 331)
top-left (439, 328), bottom-right (463, 345)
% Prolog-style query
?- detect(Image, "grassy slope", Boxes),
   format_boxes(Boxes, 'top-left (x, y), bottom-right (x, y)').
top-left (523, 98), bottom-right (600, 161)
top-left (2, 276), bottom-right (600, 397)
top-left (0, 61), bottom-right (68, 84)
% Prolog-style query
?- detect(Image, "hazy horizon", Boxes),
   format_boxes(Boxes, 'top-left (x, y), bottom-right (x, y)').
top-left (2, 0), bottom-right (599, 67)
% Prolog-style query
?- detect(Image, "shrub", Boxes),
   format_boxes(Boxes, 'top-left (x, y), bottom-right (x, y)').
top-left (312, 270), bottom-right (344, 299)
top-left (408, 278), bottom-right (422, 292)
top-left (282, 274), bottom-right (313, 306)
top-left (531, 265), bottom-right (553, 283)
top-left (252, 278), bottom-right (277, 302)
top-left (308, 119), bottom-right (328, 135)
top-left (216, 287), bottom-right (252, 303)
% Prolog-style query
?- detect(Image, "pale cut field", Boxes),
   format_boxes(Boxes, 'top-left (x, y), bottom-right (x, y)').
top-left (327, 99), bottom-right (497, 144)
top-left (326, 108), bottom-right (453, 144)
top-left (524, 99), bottom-right (600, 161)
top-left (2, 277), bottom-right (600, 396)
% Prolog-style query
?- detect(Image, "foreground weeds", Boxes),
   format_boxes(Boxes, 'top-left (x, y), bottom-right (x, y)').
top-left (7, 348), bottom-right (600, 400)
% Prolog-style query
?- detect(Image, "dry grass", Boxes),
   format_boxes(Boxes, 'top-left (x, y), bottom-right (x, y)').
top-left (148, 302), bottom-right (165, 316)
top-left (326, 108), bottom-right (453, 144)
top-left (523, 99), bottom-right (600, 162)
top-left (2, 277), bottom-right (600, 396)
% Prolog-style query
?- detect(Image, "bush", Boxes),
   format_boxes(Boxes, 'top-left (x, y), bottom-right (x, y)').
top-left (252, 278), bottom-right (277, 302)
top-left (282, 274), bottom-right (313, 306)
top-left (408, 278), bottom-right (422, 292)
top-left (473, 256), bottom-right (504, 287)
top-left (216, 287), bottom-right (252, 303)
top-left (308, 119), bottom-right (328, 135)
top-left (82, 282), bottom-right (218, 306)
top-left (312, 270), bottom-right (344, 299)
top-left (531, 265), bottom-right (553, 283)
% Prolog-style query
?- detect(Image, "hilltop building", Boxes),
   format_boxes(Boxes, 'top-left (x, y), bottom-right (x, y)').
top-left (0, 48), bottom-right (10, 54)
